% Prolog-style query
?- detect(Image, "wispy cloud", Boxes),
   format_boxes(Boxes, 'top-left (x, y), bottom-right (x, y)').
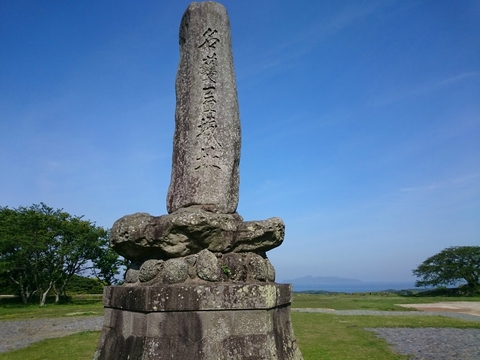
top-left (307, 1), bottom-right (387, 42)
top-left (237, 1), bottom-right (391, 79)
top-left (410, 72), bottom-right (479, 97)
top-left (368, 71), bottom-right (479, 108)
top-left (400, 173), bottom-right (480, 192)
top-left (436, 72), bottom-right (479, 87)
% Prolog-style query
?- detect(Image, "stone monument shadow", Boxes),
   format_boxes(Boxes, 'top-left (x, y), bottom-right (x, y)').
top-left (93, 2), bottom-right (303, 359)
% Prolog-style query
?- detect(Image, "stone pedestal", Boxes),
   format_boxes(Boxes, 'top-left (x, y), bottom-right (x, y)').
top-left (93, 283), bottom-right (303, 360)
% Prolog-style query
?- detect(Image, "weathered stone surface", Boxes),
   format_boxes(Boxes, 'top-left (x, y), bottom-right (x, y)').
top-left (184, 254), bottom-right (197, 266)
top-left (197, 249), bottom-right (221, 281)
top-left (111, 207), bottom-right (284, 261)
top-left (184, 255), bottom-right (197, 279)
top-left (95, 284), bottom-right (302, 360)
top-left (222, 253), bottom-right (247, 281)
top-left (162, 258), bottom-right (189, 284)
top-left (249, 253), bottom-right (268, 281)
top-left (167, 2), bottom-right (241, 214)
top-left (265, 258), bottom-right (276, 282)
top-left (123, 251), bottom-right (276, 285)
top-left (124, 268), bottom-right (139, 284)
top-left (138, 259), bottom-right (163, 283)
top-left (103, 283), bottom-right (292, 312)
top-left (124, 262), bottom-right (140, 284)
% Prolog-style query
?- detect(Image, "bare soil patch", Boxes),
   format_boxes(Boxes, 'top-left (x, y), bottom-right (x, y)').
top-left (397, 302), bottom-right (480, 317)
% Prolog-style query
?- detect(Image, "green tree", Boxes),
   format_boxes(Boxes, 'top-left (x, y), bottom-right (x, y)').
top-left (90, 234), bottom-right (128, 286)
top-left (49, 214), bottom-right (109, 303)
top-left (0, 204), bottom-right (55, 304)
top-left (413, 246), bottom-right (480, 290)
top-left (65, 274), bottom-right (105, 294)
top-left (0, 203), bottom-right (123, 305)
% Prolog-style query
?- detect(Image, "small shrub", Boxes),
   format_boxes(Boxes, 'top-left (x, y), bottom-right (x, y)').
top-left (221, 264), bottom-right (231, 278)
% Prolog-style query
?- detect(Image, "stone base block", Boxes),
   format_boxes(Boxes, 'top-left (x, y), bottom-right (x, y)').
top-left (93, 283), bottom-right (303, 360)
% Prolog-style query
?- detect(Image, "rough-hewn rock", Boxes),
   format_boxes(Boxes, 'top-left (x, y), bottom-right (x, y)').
top-left (124, 268), bottom-right (139, 284)
top-left (222, 253), bottom-right (247, 281)
top-left (162, 258), bottom-right (189, 284)
top-left (249, 253), bottom-right (268, 281)
top-left (196, 249), bottom-right (221, 281)
top-left (265, 258), bottom-right (276, 282)
top-left (167, 1), bottom-right (240, 214)
top-left (122, 251), bottom-right (276, 285)
top-left (110, 207), bottom-right (284, 261)
top-left (138, 259), bottom-right (163, 283)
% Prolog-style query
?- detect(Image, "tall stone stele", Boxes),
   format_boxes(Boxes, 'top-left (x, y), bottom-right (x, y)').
top-left (167, 0), bottom-right (240, 215)
top-left (94, 3), bottom-right (303, 360)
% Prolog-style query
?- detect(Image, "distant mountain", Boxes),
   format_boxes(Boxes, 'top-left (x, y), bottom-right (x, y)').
top-left (283, 275), bottom-right (362, 284)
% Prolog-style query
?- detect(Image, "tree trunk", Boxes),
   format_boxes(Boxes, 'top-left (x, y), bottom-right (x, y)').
top-left (10, 276), bottom-right (28, 304)
top-left (40, 281), bottom-right (54, 306)
top-left (28, 288), bottom-right (37, 303)
top-left (19, 289), bottom-right (28, 304)
top-left (53, 278), bottom-right (68, 304)
top-left (53, 284), bottom-right (60, 304)
top-left (40, 290), bottom-right (48, 306)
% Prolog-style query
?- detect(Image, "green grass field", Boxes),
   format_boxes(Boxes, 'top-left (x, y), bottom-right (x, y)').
top-left (0, 293), bottom-right (478, 360)
top-left (292, 291), bottom-right (480, 310)
top-left (0, 295), bottom-right (103, 321)
top-left (0, 332), bottom-right (100, 360)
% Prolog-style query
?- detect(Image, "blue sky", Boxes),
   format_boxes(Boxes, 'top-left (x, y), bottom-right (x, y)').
top-left (1, 0), bottom-right (479, 283)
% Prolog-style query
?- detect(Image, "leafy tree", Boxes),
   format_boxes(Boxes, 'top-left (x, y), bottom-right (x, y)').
top-left (0, 204), bottom-right (54, 304)
top-left (413, 246), bottom-right (480, 290)
top-left (90, 231), bottom-right (129, 286)
top-left (65, 274), bottom-right (105, 294)
top-left (49, 214), bottom-right (109, 303)
top-left (0, 203), bottom-right (123, 305)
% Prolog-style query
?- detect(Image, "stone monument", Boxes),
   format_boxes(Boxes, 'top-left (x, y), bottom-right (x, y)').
top-left (94, 2), bottom-right (303, 359)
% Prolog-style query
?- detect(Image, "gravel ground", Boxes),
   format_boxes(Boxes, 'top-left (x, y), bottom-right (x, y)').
top-left (292, 308), bottom-right (480, 322)
top-left (367, 328), bottom-right (480, 360)
top-left (0, 316), bottom-right (103, 353)
top-left (1, 309), bottom-right (479, 358)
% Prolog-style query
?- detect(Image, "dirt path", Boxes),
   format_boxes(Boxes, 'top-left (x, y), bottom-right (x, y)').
top-left (396, 301), bottom-right (480, 317)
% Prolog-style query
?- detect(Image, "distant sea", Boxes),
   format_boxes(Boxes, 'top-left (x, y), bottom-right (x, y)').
top-left (286, 282), bottom-right (417, 293)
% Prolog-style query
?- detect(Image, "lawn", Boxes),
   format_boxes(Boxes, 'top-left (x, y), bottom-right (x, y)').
top-left (0, 293), bottom-right (479, 359)
top-left (292, 291), bottom-right (480, 310)
top-left (0, 295), bottom-right (103, 321)
top-left (0, 331), bottom-right (100, 360)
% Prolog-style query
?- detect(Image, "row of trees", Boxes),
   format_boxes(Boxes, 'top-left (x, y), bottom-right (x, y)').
top-left (0, 203), bottom-right (126, 305)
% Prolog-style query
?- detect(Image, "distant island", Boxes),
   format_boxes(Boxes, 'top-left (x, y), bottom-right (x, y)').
top-left (283, 275), bottom-right (362, 284)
